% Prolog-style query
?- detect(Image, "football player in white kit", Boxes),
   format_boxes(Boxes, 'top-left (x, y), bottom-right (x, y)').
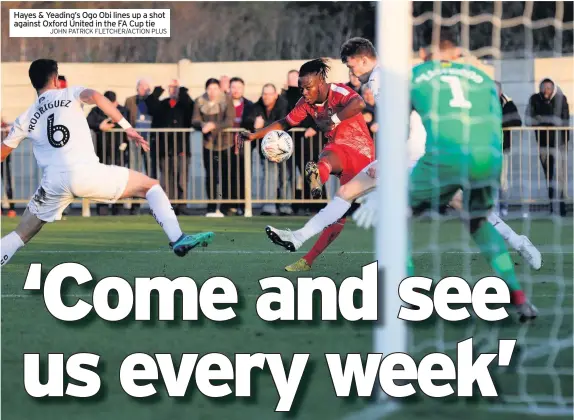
top-left (266, 38), bottom-right (542, 271)
top-left (0, 59), bottom-right (214, 266)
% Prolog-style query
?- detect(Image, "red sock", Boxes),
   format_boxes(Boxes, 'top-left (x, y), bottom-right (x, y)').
top-left (511, 290), bottom-right (526, 305)
top-left (317, 159), bottom-right (332, 184)
top-left (303, 218), bottom-right (347, 266)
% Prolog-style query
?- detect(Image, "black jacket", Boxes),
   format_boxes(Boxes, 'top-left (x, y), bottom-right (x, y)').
top-left (280, 87), bottom-right (316, 130)
top-left (500, 94), bottom-right (522, 150)
top-left (253, 95), bottom-right (289, 127)
top-left (526, 78), bottom-right (570, 147)
top-left (145, 86), bottom-right (194, 156)
top-left (236, 97), bottom-right (256, 131)
top-left (87, 104), bottom-right (130, 164)
top-left (252, 95), bottom-right (289, 155)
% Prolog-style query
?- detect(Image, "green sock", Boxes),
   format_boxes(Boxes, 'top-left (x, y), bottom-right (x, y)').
top-left (407, 255), bottom-right (414, 277)
top-left (472, 221), bottom-right (522, 292)
top-left (407, 235), bottom-right (414, 277)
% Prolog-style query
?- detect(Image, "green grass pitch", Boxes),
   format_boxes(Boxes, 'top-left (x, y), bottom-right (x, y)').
top-left (1, 215), bottom-right (572, 420)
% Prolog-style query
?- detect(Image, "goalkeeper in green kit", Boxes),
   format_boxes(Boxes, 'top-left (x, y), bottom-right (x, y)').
top-left (360, 27), bottom-right (538, 322)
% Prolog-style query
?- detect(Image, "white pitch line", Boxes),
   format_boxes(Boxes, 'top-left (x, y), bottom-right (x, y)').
top-left (4, 249), bottom-right (573, 255)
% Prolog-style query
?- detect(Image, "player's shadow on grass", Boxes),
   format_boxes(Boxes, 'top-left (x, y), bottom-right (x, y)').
top-left (32, 358), bottom-right (108, 404)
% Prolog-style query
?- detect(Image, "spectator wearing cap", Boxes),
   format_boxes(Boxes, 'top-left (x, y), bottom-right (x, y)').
top-left (192, 78), bottom-right (236, 217)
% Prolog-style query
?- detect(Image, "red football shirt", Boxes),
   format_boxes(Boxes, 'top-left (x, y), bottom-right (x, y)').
top-left (285, 83), bottom-right (374, 159)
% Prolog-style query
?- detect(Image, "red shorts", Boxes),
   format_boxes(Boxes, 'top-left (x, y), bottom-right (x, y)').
top-left (320, 143), bottom-right (374, 185)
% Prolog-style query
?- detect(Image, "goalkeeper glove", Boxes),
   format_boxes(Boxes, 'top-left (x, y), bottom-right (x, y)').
top-left (353, 190), bottom-right (378, 229)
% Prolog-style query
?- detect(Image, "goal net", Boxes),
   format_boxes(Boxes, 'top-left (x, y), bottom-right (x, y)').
top-left (374, 1), bottom-right (573, 418)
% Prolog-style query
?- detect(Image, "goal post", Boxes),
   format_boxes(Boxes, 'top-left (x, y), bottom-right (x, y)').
top-left (371, 0), bottom-right (573, 418)
top-left (374, 0), bottom-right (412, 403)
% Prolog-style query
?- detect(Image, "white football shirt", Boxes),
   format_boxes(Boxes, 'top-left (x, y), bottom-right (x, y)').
top-left (3, 86), bottom-right (99, 170)
top-left (365, 64), bottom-right (380, 103)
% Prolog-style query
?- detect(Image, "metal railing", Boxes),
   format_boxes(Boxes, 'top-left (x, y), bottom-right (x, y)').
top-left (1, 126), bottom-right (572, 216)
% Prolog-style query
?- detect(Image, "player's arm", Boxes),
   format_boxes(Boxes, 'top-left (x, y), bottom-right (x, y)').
top-left (334, 95), bottom-right (366, 121)
top-left (77, 88), bottom-right (150, 152)
top-left (1, 117), bottom-right (27, 162)
top-left (318, 86), bottom-right (365, 131)
top-left (1, 143), bottom-right (14, 163)
top-left (243, 119), bottom-right (292, 142)
top-left (237, 98), bottom-right (305, 147)
top-left (79, 89), bottom-right (130, 128)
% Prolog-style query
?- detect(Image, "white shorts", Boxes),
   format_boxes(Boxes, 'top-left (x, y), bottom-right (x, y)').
top-left (28, 163), bottom-right (130, 222)
top-left (361, 159), bottom-right (378, 176)
top-left (359, 158), bottom-right (420, 177)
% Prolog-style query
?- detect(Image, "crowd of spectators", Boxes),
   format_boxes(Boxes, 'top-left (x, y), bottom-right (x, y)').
top-left (0, 73), bottom-right (571, 217)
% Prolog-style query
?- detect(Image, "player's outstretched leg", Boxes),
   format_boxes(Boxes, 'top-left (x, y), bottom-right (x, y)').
top-left (120, 170), bottom-right (214, 257)
top-left (304, 150), bottom-right (343, 198)
top-left (487, 212), bottom-right (542, 270)
top-left (450, 190), bottom-right (542, 270)
top-left (285, 218), bottom-right (347, 271)
top-left (265, 168), bottom-right (375, 255)
top-left (1, 208), bottom-right (46, 267)
top-left (469, 217), bottom-right (538, 322)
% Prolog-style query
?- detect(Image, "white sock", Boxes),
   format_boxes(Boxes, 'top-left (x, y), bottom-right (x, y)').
top-left (488, 212), bottom-right (523, 250)
top-left (1, 232), bottom-right (25, 266)
top-left (293, 197), bottom-right (351, 243)
top-left (146, 185), bottom-right (183, 243)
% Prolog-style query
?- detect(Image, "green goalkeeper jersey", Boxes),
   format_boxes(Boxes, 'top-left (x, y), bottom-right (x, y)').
top-left (410, 60), bottom-right (502, 166)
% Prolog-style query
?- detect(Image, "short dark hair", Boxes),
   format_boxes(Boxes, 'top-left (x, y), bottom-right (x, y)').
top-left (104, 91), bottom-right (116, 102)
top-left (422, 25), bottom-right (459, 49)
top-left (205, 78), bottom-right (219, 89)
top-left (29, 59), bottom-right (58, 90)
top-left (262, 83), bottom-right (276, 92)
top-left (299, 58), bottom-right (330, 80)
top-left (340, 37), bottom-right (377, 63)
top-left (230, 77), bottom-right (244, 85)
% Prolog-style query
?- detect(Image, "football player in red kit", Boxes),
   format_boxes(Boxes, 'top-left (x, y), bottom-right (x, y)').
top-left (237, 58), bottom-right (375, 270)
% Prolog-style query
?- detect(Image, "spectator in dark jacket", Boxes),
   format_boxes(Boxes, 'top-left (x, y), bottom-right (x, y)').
top-left (526, 77), bottom-right (570, 216)
top-left (192, 78), bottom-right (236, 217)
top-left (253, 83), bottom-right (291, 215)
top-left (145, 79), bottom-right (194, 215)
top-left (87, 91), bottom-right (130, 215)
top-left (229, 77), bottom-right (255, 216)
top-left (496, 81), bottom-right (522, 215)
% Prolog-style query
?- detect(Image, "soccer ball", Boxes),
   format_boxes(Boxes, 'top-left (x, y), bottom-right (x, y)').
top-left (261, 130), bottom-right (293, 163)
